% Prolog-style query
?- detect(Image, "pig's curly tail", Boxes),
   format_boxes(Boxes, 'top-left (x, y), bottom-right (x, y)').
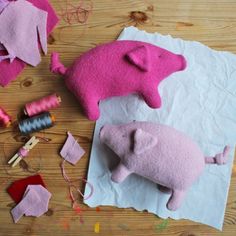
top-left (50, 52), bottom-right (68, 75)
top-left (205, 145), bottom-right (230, 165)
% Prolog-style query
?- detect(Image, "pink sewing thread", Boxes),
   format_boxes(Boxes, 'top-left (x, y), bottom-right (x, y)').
top-left (60, 160), bottom-right (93, 208)
top-left (60, 0), bottom-right (93, 25)
top-left (24, 94), bottom-right (61, 117)
top-left (18, 147), bottom-right (29, 158)
top-left (0, 106), bottom-right (11, 127)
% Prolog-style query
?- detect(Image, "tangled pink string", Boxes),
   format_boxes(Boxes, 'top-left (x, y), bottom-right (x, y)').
top-left (60, 0), bottom-right (93, 25)
top-left (60, 160), bottom-right (94, 208)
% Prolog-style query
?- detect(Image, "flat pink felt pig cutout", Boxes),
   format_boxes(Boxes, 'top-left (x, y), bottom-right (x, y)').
top-left (99, 122), bottom-right (230, 211)
top-left (0, 0), bottom-right (59, 87)
top-left (11, 184), bottom-right (51, 223)
top-left (0, 0), bottom-right (47, 66)
top-left (50, 40), bottom-right (187, 121)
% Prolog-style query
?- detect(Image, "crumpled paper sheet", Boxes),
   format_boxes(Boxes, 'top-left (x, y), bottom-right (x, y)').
top-left (84, 26), bottom-right (236, 230)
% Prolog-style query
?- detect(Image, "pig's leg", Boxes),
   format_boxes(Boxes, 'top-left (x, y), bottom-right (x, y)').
top-left (166, 189), bottom-right (187, 211)
top-left (83, 97), bottom-right (100, 121)
top-left (158, 185), bottom-right (172, 194)
top-left (141, 89), bottom-right (161, 108)
top-left (111, 162), bottom-right (132, 183)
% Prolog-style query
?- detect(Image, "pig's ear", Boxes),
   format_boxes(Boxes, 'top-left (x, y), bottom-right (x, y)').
top-left (126, 45), bottom-right (150, 72)
top-left (133, 129), bottom-right (157, 155)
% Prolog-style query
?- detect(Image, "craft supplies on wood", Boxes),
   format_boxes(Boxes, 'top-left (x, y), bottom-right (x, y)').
top-left (99, 122), bottom-right (230, 211)
top-left (0, 106), bottom-right (11, 127)
top-left (18, 112), bottom-right (55, 134)
top-left (24, 93), bottom-right (61, 117)
top-left (50, 40), bottom-right (186, 120)
top-left (11, 184), bottom-right (51, 223)
top-left (60, 132), bottom-right (85, 165)
top-left (8, 136), bottom-right (39, 167)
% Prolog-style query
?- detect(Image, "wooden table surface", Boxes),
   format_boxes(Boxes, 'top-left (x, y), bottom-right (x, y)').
top-left (0, 0), bottom-right (236, 235)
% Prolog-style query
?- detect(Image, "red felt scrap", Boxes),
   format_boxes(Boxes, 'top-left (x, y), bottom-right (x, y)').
top-left (7, 174), bottom-right (46, 203)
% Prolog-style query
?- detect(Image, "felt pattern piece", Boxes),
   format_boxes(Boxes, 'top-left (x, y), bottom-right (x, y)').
top-left (60, 132), bottom-right (85, 165)
top-left (11, 185), bottom-right (51, 223)
top-left (24, 185), bottom-right (51, 217)
top-left (0, 0), bottom-right (48, 66)
top-left (99, 122), bottom-right (230, 211)
top-left (50, 40), bottom-right (186, 120)
top-left (0, 0), bottom-right (59, 87)
top-left (11, 187), bottom-right (40, 223)
top-left (7, 174), bottom-right (46, 203)
top-left (84, 26), bottom-right (236, 230)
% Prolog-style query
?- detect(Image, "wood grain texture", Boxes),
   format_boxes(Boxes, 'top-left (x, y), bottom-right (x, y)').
top-left (0, 0), bottom-right (236, 235)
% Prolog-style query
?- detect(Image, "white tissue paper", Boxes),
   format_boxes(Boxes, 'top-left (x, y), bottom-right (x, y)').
top-left (84, 26), bottom-right (235, 230)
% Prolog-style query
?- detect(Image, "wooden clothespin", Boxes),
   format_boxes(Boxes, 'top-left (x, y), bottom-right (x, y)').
top-left (8, 136), bottom-right (39, 167)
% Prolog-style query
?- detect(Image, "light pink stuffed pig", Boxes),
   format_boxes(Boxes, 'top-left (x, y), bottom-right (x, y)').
top-left (99, 121), bottom-right (230, 211)
top-left (50, 40), bottom-right (186, 120)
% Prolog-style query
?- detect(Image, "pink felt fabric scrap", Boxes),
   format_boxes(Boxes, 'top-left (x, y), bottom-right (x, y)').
top-left (11, 184), bottom-right (51, 223)
top-left (24, 185), bottom-right (51, 217)
top-left (60, 132), bottom-right (85, 165)
top-left (0, 0), bottom-right (59, 87)
top-left (0, 0), bottom-right (48, 66)
top-left (11, 187), bottom-right (40, 223)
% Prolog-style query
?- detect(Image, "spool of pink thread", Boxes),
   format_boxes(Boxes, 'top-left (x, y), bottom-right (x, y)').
top-left (24, 94), bottom-right (61, 117)
top-left (0, 106), bottom-right (11, 128)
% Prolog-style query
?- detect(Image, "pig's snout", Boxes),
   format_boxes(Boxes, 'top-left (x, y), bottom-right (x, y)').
top-left (99, 125), bottom-right (112, 143)
top-left (177, 54), bottom-right (187, 71)
top-left (99, 124), bottom-right (128, 157)
top-left (99, 125), bottom-right (121, 155)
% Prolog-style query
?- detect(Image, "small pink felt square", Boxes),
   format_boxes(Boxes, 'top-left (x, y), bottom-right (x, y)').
top-left (60, 132), bottom-right (85, 165)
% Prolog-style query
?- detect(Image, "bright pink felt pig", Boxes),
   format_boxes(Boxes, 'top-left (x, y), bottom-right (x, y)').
top-left (50, 40), bottom-right (187, 120)
top-left (99, 121), bottom-right (230, 211)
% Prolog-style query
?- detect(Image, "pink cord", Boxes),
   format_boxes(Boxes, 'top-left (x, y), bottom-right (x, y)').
top-left (60, 0), bottom-right (93, 25)
top-left (60, 160), bottom-right (93, 208)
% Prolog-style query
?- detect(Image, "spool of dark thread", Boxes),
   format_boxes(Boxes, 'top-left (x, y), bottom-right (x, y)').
top-left (18, 112), bottom-right (55, 134)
